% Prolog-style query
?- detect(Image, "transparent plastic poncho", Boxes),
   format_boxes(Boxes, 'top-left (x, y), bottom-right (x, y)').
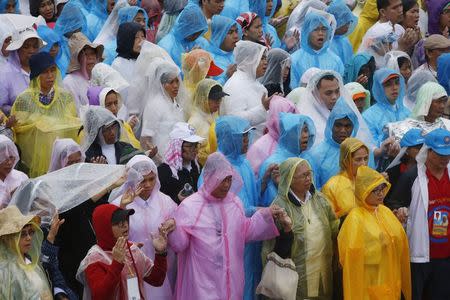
top-left (404, 70), bottom-right (438, 110)
top-left (11, 70), bottom-right (80, 177)
top-left (261, 157), bottom-right (339, 300)
top-left (411, 81), bottom-right (448, 120)
top-left (9, 162), bottom-right (126, 225)
top-left (48, 138), bottom-right (85, 172)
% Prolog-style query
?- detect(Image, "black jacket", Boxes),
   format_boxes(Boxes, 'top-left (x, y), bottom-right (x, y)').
top-left (385, 165), bottom-right (418, 210)
top-left (85, 141), bottom-right (142, 165)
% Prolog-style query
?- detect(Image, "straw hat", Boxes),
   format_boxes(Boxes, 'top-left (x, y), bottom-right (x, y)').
top-left (0, 206), bottom-right (40, 237)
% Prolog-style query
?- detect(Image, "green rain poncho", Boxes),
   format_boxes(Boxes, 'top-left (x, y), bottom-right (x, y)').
top-left (262, 157), bottom-right (339, 300)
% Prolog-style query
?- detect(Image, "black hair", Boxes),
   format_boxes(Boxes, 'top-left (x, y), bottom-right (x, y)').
top-left (377, 0), bottom-right (393, 11)
top-left (401, 0), bottom-right (418, 13)
top-left (316, 74), bottom-right (337, 89)
top-left (397, 56), bottom-right (411, 69)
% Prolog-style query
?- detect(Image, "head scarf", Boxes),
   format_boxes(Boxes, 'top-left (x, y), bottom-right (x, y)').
top-left (48, 138), bottom-right (84, 172)
top-left (236, 12), bottom-right (259, 30)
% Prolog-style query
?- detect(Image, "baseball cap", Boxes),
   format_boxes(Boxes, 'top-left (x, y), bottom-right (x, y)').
top-left (400, 128), bottom-right (425, 148)
top-left (29, 52), bottom-right (56, 80)
top-left (208, 84), bottom-right (229, 100)
top-left (424, 34), bottom-right (450, 50)
top-left (6, 26), bottom-right (45, 51)
top-left (111, 208), bottom-right (135, 224)
top-left (382, 73), bottom-right (400, 84)
top-left (169, 122), bottom-right (205, 143)
top-left (425, 128), bottom-right (450, 156)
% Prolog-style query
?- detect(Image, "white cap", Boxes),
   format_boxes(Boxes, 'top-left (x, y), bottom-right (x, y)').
top-left (169, 122), bottom-right (205, 143)
top-left (6, 27), bottom-right (45, 51)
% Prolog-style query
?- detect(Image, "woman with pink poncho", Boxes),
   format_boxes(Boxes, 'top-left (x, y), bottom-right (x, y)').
top-left (246, 95), bottom-right (299, 176)
top-left (168, 152), bottom-right (292, 300)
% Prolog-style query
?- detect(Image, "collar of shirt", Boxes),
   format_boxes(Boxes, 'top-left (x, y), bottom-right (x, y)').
top-left (289, 189), bottom-right (311, 205)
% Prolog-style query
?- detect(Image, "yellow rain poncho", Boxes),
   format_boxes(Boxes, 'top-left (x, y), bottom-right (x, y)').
top-left (348, 0), bottom-right (378, 52)
top-left (11, 72), bottom-right (80, 177)
top-left (322, 138), bottom-right (369, 218)
top-left (188, 79), bottom-right (221, 165)
top-left (262, 158), bottom-right (339, 300)
top-left (273, 0), bottom-right (301, 37)
top-left (338, 166), bottom-right (411, 300)
top-left (0, 206), bottom-right (52, 299)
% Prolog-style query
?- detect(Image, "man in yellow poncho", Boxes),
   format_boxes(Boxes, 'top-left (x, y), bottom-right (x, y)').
top-left (338, 166), bottom-right (411, 300)
top-left (322, 138), bottom-right (371, 219)
top-left (262, 157), bottom-right (339, 300)
top-left (11, 52), bottom-right (80, 177)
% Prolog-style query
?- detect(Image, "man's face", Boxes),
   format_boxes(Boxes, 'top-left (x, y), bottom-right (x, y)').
top-left (427, 149), bottom-right (450, 170)
top-left (317, 78), bottom-right (340, 110)
top-left (309, 24), bottom-right (327, 50)
top-left (203, 0), bottom-right (225, 16)
top-left (381, 0), bottom-right (403, 24)
top-left (243, 17), bottom-right (263, 42)
top-left (331, 117), bottom-right (354, 144)
top-left (383, 76), bottom-right (401, 104)
top-left (220, 25), bottom-right (240, 52)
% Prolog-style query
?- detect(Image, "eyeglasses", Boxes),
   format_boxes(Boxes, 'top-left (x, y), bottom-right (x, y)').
top-left (371, 185), bottom-right (386, 195)
top-left (20, 229), bottom-right (35, 239)
top-left (313, 26), bottom-right (328, 33)
top-left (292, 170), bottom-right (313, 180)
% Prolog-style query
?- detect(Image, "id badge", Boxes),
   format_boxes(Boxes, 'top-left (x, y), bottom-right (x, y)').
top-left (127, 276), bottom-right (140, 300)
top-left (432, 211), bottom-right (449, 237)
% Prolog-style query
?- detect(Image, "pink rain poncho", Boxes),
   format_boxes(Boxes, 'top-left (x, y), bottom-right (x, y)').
top-left (246, 95), bottom-right (298, 176)
top-left (168, 152), bottom-right (279, 300)
top-left (111, 155), bottom-right (177, 300)
top-left (0, 135), bottom-right (28, 208)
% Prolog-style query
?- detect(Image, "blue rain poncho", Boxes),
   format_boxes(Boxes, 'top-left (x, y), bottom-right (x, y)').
top-left (290, 12), bottom-right (344, 89)
top-left (438, 53), bottom-right (450, 95)
top-left (251, 0), bottom-right (281, 48)
top-left (54, 2), bottom-right (88, 75)
top-left (343, 52), bottom-right (373, 84)
top-left (0, 0), bottom-right (19, 13)
top-left (208, 15), bottom-right (241, 85)
top-left (221, 0), bottom-right (249, 19)
top-left (213, 115), bottom-right (261, 300)
top-left (258, 113), bottom-right (317, 207)
top-left (158, 3), bottom-right (208, 67)
top-left (309, 99), bottom-right (364, 189)
top-left (86, 0), bottom-right (110, 41)
top-left (36, 25), bottom-right (65, 77)
top-left (119, 6), bottom-right (148, 27)
top-left (362, 68), bottom-right (410, 146)
top-left (326, 0), bottom-right (357, 67)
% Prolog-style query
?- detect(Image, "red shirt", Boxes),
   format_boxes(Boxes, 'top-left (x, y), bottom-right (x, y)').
top-left (427, 169), bottom-right (450, 259)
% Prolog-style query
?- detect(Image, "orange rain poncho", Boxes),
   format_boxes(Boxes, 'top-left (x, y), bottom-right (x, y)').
top-left (338, 166), bottom-right (411, 300)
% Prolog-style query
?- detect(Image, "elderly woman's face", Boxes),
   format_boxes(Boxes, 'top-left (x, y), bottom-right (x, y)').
top-left (0, 155), bottom-right (15, 180)
top-left (18, 38), bottom-right (40, 66)
top-left (290, 162), bottom-right (312, 194)
top-left (19, 224), bottom-right (35, 256)
top-left (211, 175), bottom-right (232, 199)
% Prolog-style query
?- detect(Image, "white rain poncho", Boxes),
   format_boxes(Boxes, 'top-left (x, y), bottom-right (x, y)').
top-left (297, 70), bottom-right (375, 149)
top-left (385, 50), bottom-right (411, 75)
top-left (48, 138), bottom-right (85, 173)
top-left (0, 21), bottom-right (13, 66)
top-left (0, 135), bottom-right (28, 208)
top-left (221, 40), bottom-right (268, 139)
top-left (358, 22), bottom-right (400, 68)
top-left (404, 70), bottom-right (438, 110)
top-left (139, 58), bottom-right (185, 154)
top-left (81, 106), bottom-right (121, 152)
top-left (9, 162), bottom-right (126, 226)
top-left (411, 82), bottom-right (449, 121)
top-left (110, 155), bottom-right (177, 300)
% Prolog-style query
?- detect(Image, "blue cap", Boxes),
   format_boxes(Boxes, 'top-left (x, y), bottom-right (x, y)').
top-left (29, 52), bottom-right (56, 80)
top-left (425, 128), bottom-right (450, 156)
top-left (400, 128), bottom-right (425, 148)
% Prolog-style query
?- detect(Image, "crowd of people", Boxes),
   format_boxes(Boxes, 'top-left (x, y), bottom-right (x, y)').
top-left (0, 0), bottom-right (449, 299)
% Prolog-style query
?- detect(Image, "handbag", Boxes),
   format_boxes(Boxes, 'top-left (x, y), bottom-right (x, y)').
top-left (256, 252), bottom-right (299, 300)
